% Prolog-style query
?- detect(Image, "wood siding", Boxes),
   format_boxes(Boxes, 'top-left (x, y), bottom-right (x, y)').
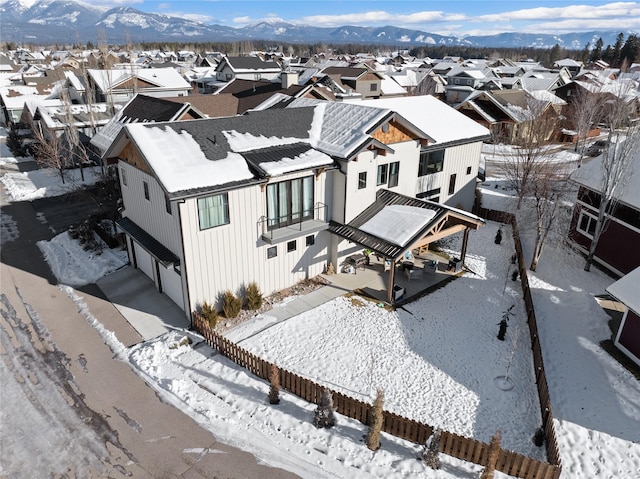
top-left (569, 203), bottom-right (640, 276)
top-left (371, 120), bottom-right (417, 144)
top-left (616, 310), bottom-right (640, 366)
top-left (181, 171), bottom-right (330, 313)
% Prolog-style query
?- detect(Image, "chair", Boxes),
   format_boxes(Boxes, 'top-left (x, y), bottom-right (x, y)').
top-left (405, 266), bottom-right (423, 282)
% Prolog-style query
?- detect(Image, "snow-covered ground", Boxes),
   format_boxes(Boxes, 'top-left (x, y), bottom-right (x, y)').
top-left (4, 149), bottom-right (639, 479)
top-left (0, 165), bottom-right (103, 201)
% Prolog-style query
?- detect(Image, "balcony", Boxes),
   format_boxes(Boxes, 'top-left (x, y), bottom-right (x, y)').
top-left (259, 202), bottom-right (329, 245)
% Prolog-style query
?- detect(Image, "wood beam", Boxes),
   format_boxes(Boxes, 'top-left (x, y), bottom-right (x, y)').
top-left (414, 224), bottom-right (467, 248)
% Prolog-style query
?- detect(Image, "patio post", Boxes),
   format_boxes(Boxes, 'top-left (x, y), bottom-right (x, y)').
top-left (387, 259), bottom-right (396, 303)
top-left (460, 227), bottom-right (470, 263)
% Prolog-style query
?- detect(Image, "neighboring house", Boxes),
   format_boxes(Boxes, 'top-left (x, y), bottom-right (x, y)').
top-left (84, 67), bottom-right (191, 104)
top-left (102, 98), bottom-right (486, 315)
top-left (606, 266), bottom-right (640, 368)
top-left (455, 89), bottom-right (560, 144)
top-left (215, 56), bottom-right (282, 83)
top-left (553, 58), bottom-right (583, 77)
top-left (319, 66), bottom-right (384, 99)
top-left (91, 94), bottom-right (207, 157)
top-left (568, 148), bottom-right (640, 277)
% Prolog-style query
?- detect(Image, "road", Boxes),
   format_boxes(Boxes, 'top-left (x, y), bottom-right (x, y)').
top-left (0, 158), bottom-right (299, 478)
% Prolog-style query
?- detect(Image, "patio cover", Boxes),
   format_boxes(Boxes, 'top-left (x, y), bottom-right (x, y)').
top-left (329, 189), bottom-right (485, 262)
top-left (329, 190), bottom-right (485, 303)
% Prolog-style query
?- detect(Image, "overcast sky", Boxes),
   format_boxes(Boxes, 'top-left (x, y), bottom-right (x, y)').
top-left (75, 1), bottom-right (640, 36)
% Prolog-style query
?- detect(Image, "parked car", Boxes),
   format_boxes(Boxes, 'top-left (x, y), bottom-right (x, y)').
top-left (586, 140), bottom-right (609, 156)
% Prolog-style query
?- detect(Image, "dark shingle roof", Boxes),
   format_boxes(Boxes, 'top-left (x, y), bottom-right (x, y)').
top-left (116, 217), bottom-right (179, 265)
top-left (225, 56), bottom-right (280, 70)
top-left (121, 94), bottom-right (186, 122)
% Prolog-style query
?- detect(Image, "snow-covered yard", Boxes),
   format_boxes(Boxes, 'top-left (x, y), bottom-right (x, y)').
top-left (6, 150), bottom-right (639, 479)
top-left (0, 165), bottom-right (103, 201)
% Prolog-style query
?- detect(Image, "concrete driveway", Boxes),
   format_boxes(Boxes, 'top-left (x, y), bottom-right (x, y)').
top-left (97, 266), bottom-right (189, 341)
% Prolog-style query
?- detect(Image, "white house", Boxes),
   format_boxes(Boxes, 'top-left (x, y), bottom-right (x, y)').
top-left (349, 95), bottom-right (491, 210)
top-left (214, 56), bottom-right (281, 83)
top-left (606, 267), bottom-right (640, 367)
top-left (103, 98), bottom-right (487, 316)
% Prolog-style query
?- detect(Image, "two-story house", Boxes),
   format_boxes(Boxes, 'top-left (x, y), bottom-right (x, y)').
top-left (214, 56), bottom-right (282, 83)
top-left (102, 98), bottom-right (487, 315)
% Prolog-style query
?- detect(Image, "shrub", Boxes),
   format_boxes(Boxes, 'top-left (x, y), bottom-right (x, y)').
top-left (313, 388), bottom-right (336, 428)
top-left (480, 429), bottom-right (502, 479)
top-left (366, 389), bottom-right (384, 451)
top-left (268, 363), bottom-right (280, 404)
top-left (222, 290), bottom-right (242, 318)
top-left (245, 282), bottom-right (263, 310)
top-left (199, 301), bottom-right (218, 329)
top-left (423, 428), bottom-right (441, 469)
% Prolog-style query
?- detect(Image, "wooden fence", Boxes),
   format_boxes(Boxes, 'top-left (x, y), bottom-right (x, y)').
top-left (475, 207), bottom-right (563, 472)
top-left (194, 272), bottom-right (562, 479)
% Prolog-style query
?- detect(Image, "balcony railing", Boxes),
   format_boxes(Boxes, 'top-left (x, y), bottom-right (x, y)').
top-left (258, 202), bottom-right (328, 244)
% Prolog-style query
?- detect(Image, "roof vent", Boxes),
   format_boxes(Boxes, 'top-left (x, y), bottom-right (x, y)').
top-left (208, 135), bottom-right (217, 145)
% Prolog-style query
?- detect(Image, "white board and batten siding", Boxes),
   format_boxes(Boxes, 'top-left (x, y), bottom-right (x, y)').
top-left (417, 141), bottom-right (482, 211)
top-left (118, 161), bottom-right (186, 310)
top-left (119, 161), bottom-right (183, 257)
top-left (180, 171), bottom-right (330, 313)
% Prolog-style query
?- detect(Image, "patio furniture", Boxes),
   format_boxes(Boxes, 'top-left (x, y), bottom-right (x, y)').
top-left (346, 253), bottom-right (367, 273)
top-left (405, 265), bottom-right (423, 282)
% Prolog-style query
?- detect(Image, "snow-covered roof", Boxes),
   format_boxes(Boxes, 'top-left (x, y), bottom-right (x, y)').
top-left (606, 266), bottom-right (640, 312)
top-left (570, 144), bottom-right (640, 209)
top-left (87, 67), bottom-right (190, 92)
top-left (380, 75), bottom-right (407, 96)
top-left (355, 95), bottom-right (491, 146)
top-left (360, 204), bottom-right (437, 247)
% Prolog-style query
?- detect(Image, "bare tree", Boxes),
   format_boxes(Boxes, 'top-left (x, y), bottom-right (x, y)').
top-left (499, 94), bottom-right (561, 209)
top-left (527, 161), bottom-right (572, 271)
top-left (29, 115), bottom-right (70, 183)
top-left (583, 81), bottom-right (640, 271)
top-left (569, 84), bottom-right (606, 164)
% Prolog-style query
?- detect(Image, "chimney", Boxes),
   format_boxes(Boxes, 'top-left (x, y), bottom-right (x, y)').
top-left (281, 71), bottom-right (299, 89)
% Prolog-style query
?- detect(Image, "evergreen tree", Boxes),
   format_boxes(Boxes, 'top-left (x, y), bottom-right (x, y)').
top-left (313, 388), bottom-right (336, 428)
top-left (589, 38), bottom-right (603, 62)
top-left (612, 32), bottom-right (625, 67)
top-left (620, 34), bottom-right (640, 68)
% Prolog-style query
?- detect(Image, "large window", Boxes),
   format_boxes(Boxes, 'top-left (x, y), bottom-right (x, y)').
top-left (198, 193), bottom-right (230, 230)
top-left (376, 164), bottom-right (388, 186)
top-left (266, 176), bottom-right (314, 230)
top-left (418, 150), bottom-right (445, 176)
top-left (577, 210), bottom-right (598, 238)
top-left (388, 162), bottom-right (399, 188)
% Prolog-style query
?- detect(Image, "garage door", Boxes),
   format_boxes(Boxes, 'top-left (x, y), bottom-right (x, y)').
top-left (159, 264), bottom-right (184, 310)
top-left (133, 241), bottom-right (154, 281)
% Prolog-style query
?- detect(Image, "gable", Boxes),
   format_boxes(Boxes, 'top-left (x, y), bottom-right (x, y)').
top-left (114, 77), bottom-right (159, 90)
top-left (371, 120), bottom-right (419, 145)
top-left (120, 141), bottom-right (154, 176)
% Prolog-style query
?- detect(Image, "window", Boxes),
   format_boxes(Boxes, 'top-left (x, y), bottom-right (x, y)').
top-left (358, 171), bottom-right (367, 189)
top-left (370, 83), bottom-right (378, 92)
top-left (577, 210), bottom-right (598, 238)
top-left (120, 167), bottom-right (127, 186)
top-left (306, 235), bottom-right (315, 246)
top-left (287, 240), bottom-right (297, 252)
top-left (254, 73), bottom-right (261, 80)
top-left (388, 162), bottom-right (399, 188)
top-left (448, 174), bottom-right (457, 195)
top-left (164, 193), bottom-right (172, 215)
top-left (376, 164), bottom-right (388, 186)
top-left (267, 246), bottom-right (277, 259)
top-left (418, 150), bottom-right (445, 176)
top-left (143, 180), bottom-right (150, 201)
top-left (266, 176), bottom-right (314, 230)
top-left (466, 166), bottom-right (472, 175)
top-left (198, 193), bottom-right (230, 230)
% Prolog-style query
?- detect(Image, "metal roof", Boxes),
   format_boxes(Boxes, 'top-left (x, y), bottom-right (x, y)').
top-left (117, 217), bottom-right (179, 265)
top-left (329, 190), bottom-right (485, 261)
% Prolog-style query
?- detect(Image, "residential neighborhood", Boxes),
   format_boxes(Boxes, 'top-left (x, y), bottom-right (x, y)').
top-left (1, 24), bottom-right (640, 479)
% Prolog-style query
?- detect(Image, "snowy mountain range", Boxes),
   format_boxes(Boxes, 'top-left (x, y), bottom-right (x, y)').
top-left (0, 0), bottom-right (636, 49)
